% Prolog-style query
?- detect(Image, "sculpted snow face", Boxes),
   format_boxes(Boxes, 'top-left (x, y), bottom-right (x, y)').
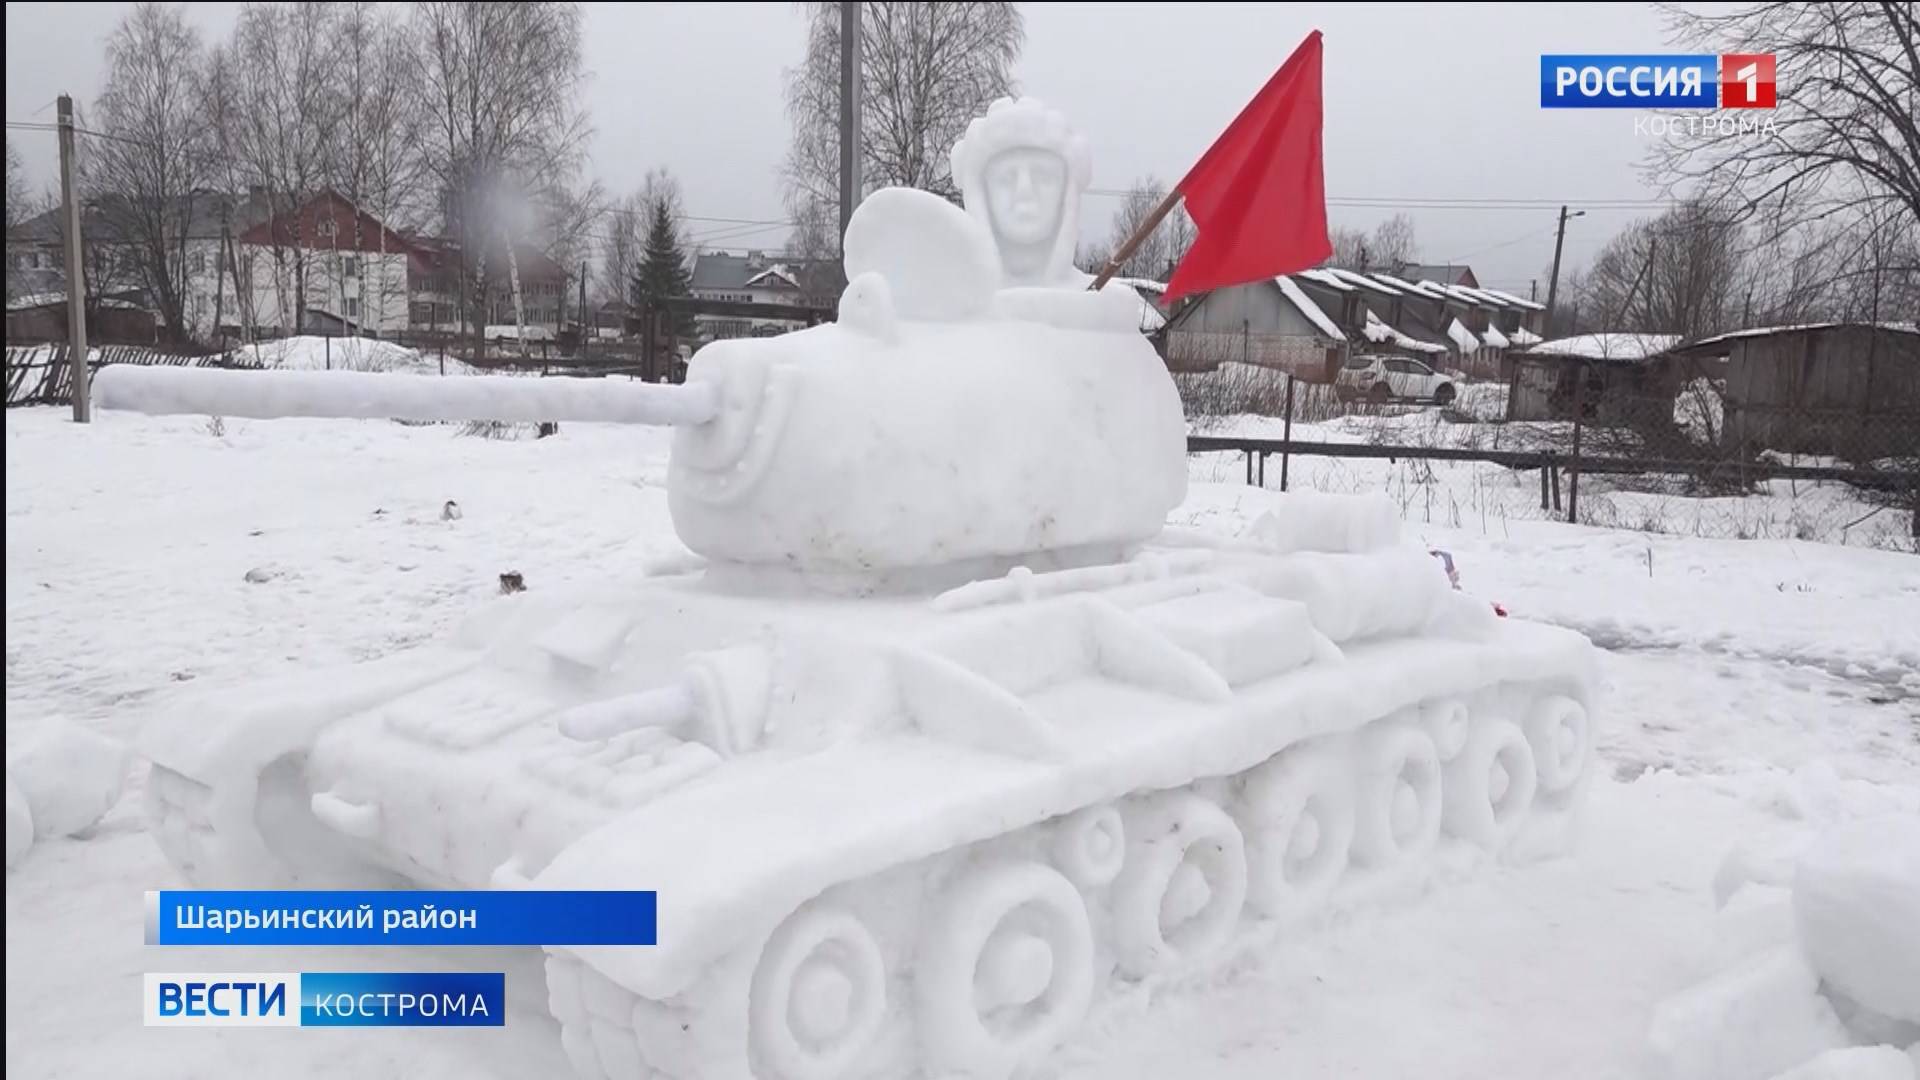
top-left (950, 97), bottom-right (1095, 289)
top-left (664, 96), bottom-right (1187, 582)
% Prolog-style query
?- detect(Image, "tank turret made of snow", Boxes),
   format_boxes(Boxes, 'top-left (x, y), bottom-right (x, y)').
top-left (107, 97), bottom-right (1600, 1080)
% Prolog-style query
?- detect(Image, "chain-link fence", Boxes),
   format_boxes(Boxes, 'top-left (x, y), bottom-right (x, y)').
top-left (1177, 353), bottom-right (1919, 548)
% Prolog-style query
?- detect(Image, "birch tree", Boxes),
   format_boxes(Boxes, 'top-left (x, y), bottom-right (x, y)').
top-left (411, 1), bottom-right (590, 342)
top-left (221, 1), bottom-right (344, 333)
top-left (92, 2), bottom-right (212, 342)
top-left (328, 1), bottom-right (421, 332)
top-left (783, 1), bottom-right (1024, 213)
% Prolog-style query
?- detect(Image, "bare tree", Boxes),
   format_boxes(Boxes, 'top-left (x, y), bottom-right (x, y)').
top-left (1326, 215), bottom-right (1418, 271)
top-left (1075, 239), bottom-right (1113, 276)
top-left (219, 1), bottom-right (345, 334)
top-left (198, 46), bottom-right (256, 338)
top-left (5, 140), bottom-right (29, 233)
top-left (783, 1), bottom-right (1024, 214)
top-left (597, 191), bottom-right (644, 305)
top-left (1654, 3), bottom-right (1918, 227)
top-left (92, 2), bottom-right (213, 342)
top-left (538, 177), bottom-right (604, 333)
top-left (785, 194), bottom-right (837, 261)
top-left (1327, 225), bottom-right (1368, 270)
top-left (1570, 201), bottom-right (1743, 337)
top-left (1102, 176), bottom-right (1194, 280)
top-left (1649, 2), bottom-right (1919, 301)
top-left (412, 1), bottom-right (590, 341)
top-left (1369, 213), bottom-right (1419, 269)
top-left (328, 1), bottom-right (422, 333)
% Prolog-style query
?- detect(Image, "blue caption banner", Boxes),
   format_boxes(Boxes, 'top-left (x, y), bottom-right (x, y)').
top-left (144, 972), bottom-right (504, 1027)
top-left (1540, 54), bottom-right (1718, 108)
top-left (300, 972), bottom-right (504, 1027)
top-left (146, 890), bottom-right (656, 946)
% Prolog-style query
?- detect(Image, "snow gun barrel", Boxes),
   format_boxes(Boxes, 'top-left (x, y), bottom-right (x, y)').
top-left (90, 365), bottom-right (720, 427)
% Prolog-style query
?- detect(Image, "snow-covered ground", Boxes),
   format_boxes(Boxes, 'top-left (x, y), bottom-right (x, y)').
top-left (6, 405), bottom-right (1917, 1079)
top-left (233, 335), bottom-right (478, 376)
top-left (1191, 409), bottom-right (1917, 551)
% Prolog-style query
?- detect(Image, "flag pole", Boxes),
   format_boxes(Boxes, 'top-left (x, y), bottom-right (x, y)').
top-left (1089, 188), bottom-right (1184, 291)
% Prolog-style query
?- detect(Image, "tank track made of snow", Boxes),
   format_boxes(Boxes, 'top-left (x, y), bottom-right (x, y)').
top-left (141, 527), bottom-right (1597, 1080)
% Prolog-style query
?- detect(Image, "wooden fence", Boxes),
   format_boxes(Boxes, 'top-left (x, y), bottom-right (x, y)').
top-left (4, 345), bottom-right (259, 408)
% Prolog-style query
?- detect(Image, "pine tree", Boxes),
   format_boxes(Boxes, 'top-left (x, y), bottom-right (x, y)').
top-left (635, 194), bottom-right (692, 336)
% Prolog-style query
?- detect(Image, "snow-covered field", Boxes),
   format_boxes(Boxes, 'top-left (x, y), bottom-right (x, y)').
top-left (6, 405), bottom-right (1917, 1079)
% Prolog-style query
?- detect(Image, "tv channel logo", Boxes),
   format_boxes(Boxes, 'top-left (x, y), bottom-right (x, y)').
top-left (145, 972), bottom-right (504, 1028)
top-left (145, 973), bottom-right (298, 1028)
top-left (1541, 55), bottom-right (1776, 109)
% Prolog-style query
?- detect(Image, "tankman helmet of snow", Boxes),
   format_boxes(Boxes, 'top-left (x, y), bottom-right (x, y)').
top-left (950, 97), bottom-right (1093, 289)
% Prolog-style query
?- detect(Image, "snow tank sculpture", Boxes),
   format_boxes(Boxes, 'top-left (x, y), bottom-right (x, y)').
top-left (100, 97), bottom-right (1600, 1080)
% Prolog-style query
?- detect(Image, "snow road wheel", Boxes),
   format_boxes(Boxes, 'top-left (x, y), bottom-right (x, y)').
top-left (749, 905), bottom-right (887, 1080)
top-left (918, 862), bottom-right (1094, 1080)
top-left (1352, 727), bottom-right (1443, 867)
top-left (1525, 696), bottom-right (1591, 794)
top-left (1113, 793), bottom-right (1248, 977)
top-left (1051, 805), bottom-right (1125, 888)
top-left (1239, 743), bottom-right (1356, 919)
top-left (1442, 720), bottom-right (1538, 850)
top-left (1422, 699), bottom-right (1472, 761)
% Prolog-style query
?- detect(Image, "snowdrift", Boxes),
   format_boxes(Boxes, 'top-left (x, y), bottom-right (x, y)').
top-left (1648, 766), bottom-right (1920, 1080)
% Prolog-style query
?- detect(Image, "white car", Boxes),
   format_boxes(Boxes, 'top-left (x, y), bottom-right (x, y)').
top-left (1337, 353), bottom-right (1457, 404)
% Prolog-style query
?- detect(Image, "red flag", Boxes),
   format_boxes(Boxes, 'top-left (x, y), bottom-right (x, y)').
top-left (1163, 31), bottom-right (1331, 305)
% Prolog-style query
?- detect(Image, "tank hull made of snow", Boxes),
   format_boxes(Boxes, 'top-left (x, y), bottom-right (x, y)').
top-left (142, 531), bottom-right (1598, 1080)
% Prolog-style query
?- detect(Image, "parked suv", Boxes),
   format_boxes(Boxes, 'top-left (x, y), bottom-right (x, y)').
top-left (1336, 353), bottom-right (1457, 404)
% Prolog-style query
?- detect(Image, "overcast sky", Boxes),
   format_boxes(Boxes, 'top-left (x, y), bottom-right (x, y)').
top-left (5, 2), bottom-right (1711, 292)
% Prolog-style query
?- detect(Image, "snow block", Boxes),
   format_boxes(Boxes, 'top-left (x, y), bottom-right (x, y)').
top-left (1647, 945), bottom-right (1850, 1080)
top-left (10, 723), bottom-right (127, 839)
top-left (1251, 492), bottom-right (1403, 554)
top-left (5, 771), bottom-right (31, 870)
top-left (1766, 1047), bottom-right (1915, 1080)
top-left (1716, 832), bottom-right (1813, 909)
top-left (1794, 814), bottom-right (1920, 1026)
top-left (1710, 884), bottom-right (1799, 973)
top-left (842, 187), bottom-right (1000, 323)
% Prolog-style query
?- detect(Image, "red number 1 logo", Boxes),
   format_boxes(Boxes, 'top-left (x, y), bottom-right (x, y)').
top-left (1720, 54), bottom-right (1776, 108)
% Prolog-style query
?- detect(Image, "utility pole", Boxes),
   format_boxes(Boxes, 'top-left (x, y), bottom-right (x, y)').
top-left (1544, 205), bottom-right (1583, 338)
top-left (57, 94), bottom-right (89, 423)
top-left (838, 0), bottom-right (862, 252)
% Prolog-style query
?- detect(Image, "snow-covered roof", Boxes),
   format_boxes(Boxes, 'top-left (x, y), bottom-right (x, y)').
top-left (744, 264), bottom-right (802, 290)
top-left (1481, 323), bottom-right (1511, 349)
top-left (1429, 282), bottom-right (1512, 310)
top-left (1482, 288), bottom-right (1545, 311)
top-left (1362, 310), bottom-right (1447, 354)
top-left (1684, 321), bottom-right (1920, 348)
top-left (1297, 268), bottom-right (1355, 292)
top-left (1510, 326), bottom-right (1543, 347)
top-left (1446, 317), bottom-right (1481, 352)
top-left (1374, 273), bottom-right (1447, 299)
top-left (1453, 285), bottom-right (1511, 308)
top-left (1522, 332), bottom-right (1682, 362)
top-left (1111, 276), bottom-right (1167, 295)
top-left (1132, 294), bottom-right (1167, 333)
top-left (1273, 276), bottom-right (1345, 341)
top-left (1330, 269), bottom-right (1404, 295)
